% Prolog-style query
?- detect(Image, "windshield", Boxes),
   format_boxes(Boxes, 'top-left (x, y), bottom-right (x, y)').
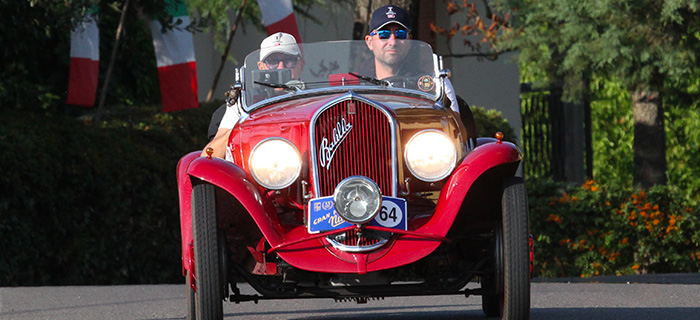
top-left (241, 40), bottom-right (441, 111)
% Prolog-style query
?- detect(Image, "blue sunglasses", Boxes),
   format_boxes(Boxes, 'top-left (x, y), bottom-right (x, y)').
top-left (370, 29), bottom-right (408, 40)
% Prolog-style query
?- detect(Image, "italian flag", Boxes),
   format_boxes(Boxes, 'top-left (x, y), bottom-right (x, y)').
top-left (258, 0), bottom-right (301, 42)
top-left (66, 10), bottom-right (99, 107)
top-left (149, 0), bottom-right (198, 112)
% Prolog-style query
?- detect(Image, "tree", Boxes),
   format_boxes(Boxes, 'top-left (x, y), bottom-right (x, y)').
top-left (1, 0), bottom-right (90, 112)
top-left (429, 0), bottom-right (512, 60)
top-left (184, 0), bottom-right (322, 101)
top-left (0, 0), bottom-right (324, 115)
top-left (491, 0), bottom-right (700, 188)
top-left (0, 0), bottom-right (180, 114)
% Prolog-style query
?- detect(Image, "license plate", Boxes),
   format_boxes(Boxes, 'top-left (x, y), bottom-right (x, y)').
top-left (308, 196), bottom-right (407, 233)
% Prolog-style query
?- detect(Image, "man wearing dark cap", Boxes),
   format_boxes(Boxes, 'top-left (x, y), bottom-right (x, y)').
top-left (364, 4), bottom-right (459, 113)
top-left (365, 5), bottom-right (413, 79)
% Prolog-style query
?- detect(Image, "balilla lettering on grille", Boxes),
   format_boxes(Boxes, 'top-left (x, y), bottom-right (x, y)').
top-left (318, 117), bottom-right (353, 169)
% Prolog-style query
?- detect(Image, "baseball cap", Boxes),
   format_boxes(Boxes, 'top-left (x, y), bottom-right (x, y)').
top-left (259, 32), bottom-right (301, 62)
top-left (369, 5), bottom-right (411, 32)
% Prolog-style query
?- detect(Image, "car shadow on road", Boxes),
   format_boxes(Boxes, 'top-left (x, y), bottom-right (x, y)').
top-left (222, 307), bottom-right (700, 320)
top-left (224, 304), bottom-right (489, 320)
top-left (531, 307), bottom-right (700, 320)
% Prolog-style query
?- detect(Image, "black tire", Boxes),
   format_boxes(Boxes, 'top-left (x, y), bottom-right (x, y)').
top-left (192, 184), bottom-right (224, 320)
top-left (482, 177), bottom-right (531, 319)
top-left (186, 270), bottom-right (196, 320)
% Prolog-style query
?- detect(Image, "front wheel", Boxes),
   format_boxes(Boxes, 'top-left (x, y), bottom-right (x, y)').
top-left (192, 183), bottom-right (224, 320)
top-left (482, 177), bottom-right (531, 320)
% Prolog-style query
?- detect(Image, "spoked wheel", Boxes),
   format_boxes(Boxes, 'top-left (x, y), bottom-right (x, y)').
top-left (192, 183), bottom-right (224, 320)
top-left (482, 177), bottom-right (531, 320)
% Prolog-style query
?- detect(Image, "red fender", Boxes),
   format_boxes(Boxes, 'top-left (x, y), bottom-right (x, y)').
top-left (187, 157), bottom-right (285, 244)
top-left (422, 140), bottom-right (522, 236)
top-left (177, 152), bottom-right (285, 276)
top-left (176, 152), bottom-right (198, 276)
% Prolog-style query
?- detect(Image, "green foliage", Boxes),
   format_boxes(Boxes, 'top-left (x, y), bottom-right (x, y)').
top-left (589, 76), bottom-right (634, 187)
top-left (493, 0), bottom-right (700, 101)
top-left (1, 0), bottom-right (75, 112)
top-left (0, 0), bottom-right (330, 116)
top-left (0, 0), bottom-right (191, 114)
top-left (186, 0), bottom-right (324, 52)
top-left (98, 1), bottom-right (164, 107)
top-left (587, 75), bottom-right (700, 199)
top-left (666, 100), bottom-right (700, 203)
top-left (528, 178), bottom-right (700, 278)
top-left (0, 102), bottom-right (219, 286)
top-left (471, 105), bottom-right (517, 143)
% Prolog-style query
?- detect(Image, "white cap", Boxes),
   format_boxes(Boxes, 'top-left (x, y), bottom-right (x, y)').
top-left (259, 32), bottom-right (301, 62)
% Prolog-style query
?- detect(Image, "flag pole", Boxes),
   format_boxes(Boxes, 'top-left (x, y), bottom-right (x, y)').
top-left (94, 0), bottom-right (130, 127)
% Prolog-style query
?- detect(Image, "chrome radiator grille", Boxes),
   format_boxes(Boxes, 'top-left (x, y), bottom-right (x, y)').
top-left (311, 97), bottom-right (395, 198)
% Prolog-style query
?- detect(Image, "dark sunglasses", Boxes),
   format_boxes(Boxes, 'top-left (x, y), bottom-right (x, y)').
top-left (264, 57), bottom-right (299, 69)
top-left (370, 29), bottom-right (408, 40)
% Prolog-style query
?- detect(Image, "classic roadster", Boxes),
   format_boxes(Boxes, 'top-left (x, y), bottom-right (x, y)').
top-left (177, 39), bottom-right (531, 319)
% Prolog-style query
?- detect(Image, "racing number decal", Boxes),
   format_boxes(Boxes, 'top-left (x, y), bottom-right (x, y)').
top-left (375, 200), bottom-right (403, 228)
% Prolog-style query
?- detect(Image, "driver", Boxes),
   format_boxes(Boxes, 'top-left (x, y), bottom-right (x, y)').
top-left (203, 32), bottom-right (302, 159)
top-left (362, 5), bottom-right (458, 113)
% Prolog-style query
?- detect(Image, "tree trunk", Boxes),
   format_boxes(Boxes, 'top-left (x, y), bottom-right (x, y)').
top-left (632, 90), bottom-right (667, 188)
top-left (94, 0), bottom-right (130, 127)
top-left (205, 0), bottom-right (246, 103)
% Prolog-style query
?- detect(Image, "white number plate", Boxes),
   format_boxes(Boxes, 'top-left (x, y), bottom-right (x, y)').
top-left (308, 196), bottom-right (407, 233)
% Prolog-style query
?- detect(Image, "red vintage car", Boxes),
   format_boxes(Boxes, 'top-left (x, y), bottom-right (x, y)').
top-left (177, 39), bottom-right (531, 320)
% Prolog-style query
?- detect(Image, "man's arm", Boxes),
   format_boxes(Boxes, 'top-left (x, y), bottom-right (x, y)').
top-left (201, 128), bottom-right (231, 158)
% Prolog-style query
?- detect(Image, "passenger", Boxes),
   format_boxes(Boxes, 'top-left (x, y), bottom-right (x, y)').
top-left (203, 32), bottom-right (302, 159)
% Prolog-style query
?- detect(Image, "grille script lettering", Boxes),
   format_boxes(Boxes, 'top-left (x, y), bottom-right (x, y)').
top-left (319, 118), bottom-right (353, 169)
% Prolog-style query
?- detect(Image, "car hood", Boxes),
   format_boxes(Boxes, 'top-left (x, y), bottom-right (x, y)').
top-left (242, 92), bottom-right (439, 126)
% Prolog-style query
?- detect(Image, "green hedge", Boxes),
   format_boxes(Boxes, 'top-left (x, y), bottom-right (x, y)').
top-left (0, 103), bottom-right (218, 286)
top-left (471, 105), bottom-right (518, 143)
top-left (529, 77), bottom-right (700, 278)
top-left (529, 178), bottom-right (700, 278)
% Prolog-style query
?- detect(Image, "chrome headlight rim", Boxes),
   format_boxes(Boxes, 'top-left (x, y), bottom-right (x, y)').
top-left (332, 176), bottom-right (382, 225)
top-left (248, 137), bottom-right (302, 190)
top-left (404, 129), bottom-right (457, 182)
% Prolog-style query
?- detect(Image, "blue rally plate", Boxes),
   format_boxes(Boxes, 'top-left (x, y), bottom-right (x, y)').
top-left (308, 196), bottom-right (407, 234)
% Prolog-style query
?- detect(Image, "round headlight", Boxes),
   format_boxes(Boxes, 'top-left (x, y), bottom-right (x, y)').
top-left (405, 130), bottom-right (456, 182)
top-left (333, 176), bottom-right (382, 224)
top-left (249, 138), bottom-right (301, 189)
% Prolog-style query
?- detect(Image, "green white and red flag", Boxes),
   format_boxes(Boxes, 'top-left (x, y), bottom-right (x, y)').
top-left (258, 0), bottom-right (301, 42)
top-left (66, 9), bottom-right (99, 107)
top-left (149, 0), bottom-right (198, 112)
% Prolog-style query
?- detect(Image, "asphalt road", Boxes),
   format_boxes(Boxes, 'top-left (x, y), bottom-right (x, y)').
top-left (1, 274), bottom-right (699, 320)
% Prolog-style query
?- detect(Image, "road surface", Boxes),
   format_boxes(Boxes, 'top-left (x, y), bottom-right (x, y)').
top-left (1, 274), bottom-right (699, 320)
